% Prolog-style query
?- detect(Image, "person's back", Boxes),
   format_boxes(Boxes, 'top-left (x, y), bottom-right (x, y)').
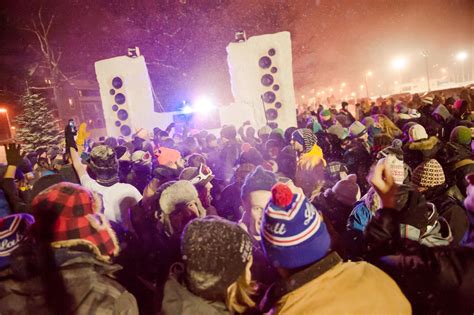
top-left (271, 255), bottom-right (411, 315)
top-left (80, 174), bottom-right (141, 228)
top-left (72, 145), bottom-right (142, 229)
top-left (0, 248), bottom-right (137, 315)
top-left (0, 183), bottom-right (138, 315)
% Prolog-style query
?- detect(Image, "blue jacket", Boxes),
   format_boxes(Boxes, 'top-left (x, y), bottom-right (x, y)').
top-left (347, 201), bottom-right (373, 233)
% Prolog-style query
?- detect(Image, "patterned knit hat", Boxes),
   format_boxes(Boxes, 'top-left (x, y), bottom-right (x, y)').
top-left (412, 159), bottom-right (446, 188)
top-left (31, 183), bottom-right (119, 262)
top-left (409, 124), bottom-right (428, 142)
top-left (450, 126), bottom-right (472, 145)
top-left (89, 145), bottom-right (119, 186)
top-left (291, 128), bottom-right (317, 153)
top-left (261, 183), bottom-right (331, 269)
top-left (0, 214), bottom-right (34, 269)
top-left (349, 121), bottom-right (367, 139)
top-left (326, 161), bottom-right (349, 182)
top-left (181, 216), bottom-right (253, 301)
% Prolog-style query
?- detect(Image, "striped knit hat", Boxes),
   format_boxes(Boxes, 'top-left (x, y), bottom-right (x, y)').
top-left (412, 159), bottom-right (445, 188)
top-left (0, 214), bottom-right (34, 269)
top-left (291, 128), bottom-right (317, 153)
top-left (261, 183), bottom-right (331, 269)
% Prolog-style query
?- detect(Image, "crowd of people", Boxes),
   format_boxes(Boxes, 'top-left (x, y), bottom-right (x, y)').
top-left (0, 87), bottom-right (474, 314)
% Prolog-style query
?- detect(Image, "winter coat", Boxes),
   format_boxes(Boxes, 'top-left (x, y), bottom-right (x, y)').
top-left (335, 109), bottom-right (355, 127)
top-left (364, 207), bottom-right (474, 314)
top-left (343, 140), bottom-right (372, 193)
top-left (461, 208), bottom-right (474, 249)
top-left (162, 265), bottom-right (229, 315)
top-left (437, 141), bottom-right (474, 196)
top-left (347, 200), bottom-right (374, 234)
top-left (215, 181), bottom-right (243, 222)
top-left (427, 190), bottom-right (469, 245)
top-left (374, 114), bottom-right (402, 138)
top-left (377, 244), bottom-right (474, 314)
top-left (312, 189), bottom-right (354, 235)
top-left (403, 136), bottom-right (442, 169)
top-left (260, 252), bottom-right (411, 315)
top-left (0, 247), bottom-right (138, 315)
top-left (215, 140), bottom-right (240, 183)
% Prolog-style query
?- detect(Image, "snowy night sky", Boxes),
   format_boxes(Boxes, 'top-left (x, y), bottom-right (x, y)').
top-left (0, 0), bottom-right (473, 110)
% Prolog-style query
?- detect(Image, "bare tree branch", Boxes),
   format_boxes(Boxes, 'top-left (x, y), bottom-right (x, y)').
top-left (28, 86), bottom-right (54, 90)
top-left (147, 60), bottom-right (178, 70)
top-left (163, 28), bottom-right (182, 38)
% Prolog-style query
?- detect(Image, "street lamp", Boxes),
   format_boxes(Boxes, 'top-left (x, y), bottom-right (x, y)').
top-left (391, 56), bottom-right (407, 92)
top-left (421, 50), bottom-right (431, 92)
top-left (0, 108), bottom-right (12, 139)
top-left (456, 51), bottom-right (468, 82)
top-left (365, 71), bottom-right (373, 97)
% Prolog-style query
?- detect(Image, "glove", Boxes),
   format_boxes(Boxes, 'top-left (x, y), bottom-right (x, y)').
top-left (4, 143), bottom-right (24, 166)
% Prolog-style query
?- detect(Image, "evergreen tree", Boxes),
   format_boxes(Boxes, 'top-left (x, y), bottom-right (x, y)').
top-left (14, 90), bottom-right (63, 152)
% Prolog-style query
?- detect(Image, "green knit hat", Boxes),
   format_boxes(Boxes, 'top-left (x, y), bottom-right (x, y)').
top-left (450, 126), bottom-right (472, 145)
top-left (319, 109), bottom-right (332, 121)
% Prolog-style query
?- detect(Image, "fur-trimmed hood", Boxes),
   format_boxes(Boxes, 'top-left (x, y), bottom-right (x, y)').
top-left (407, 136), bottom-right (439, 151)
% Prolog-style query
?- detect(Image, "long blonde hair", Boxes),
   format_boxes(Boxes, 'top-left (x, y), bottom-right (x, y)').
top-left (226, 256), bottom-right (258, 314)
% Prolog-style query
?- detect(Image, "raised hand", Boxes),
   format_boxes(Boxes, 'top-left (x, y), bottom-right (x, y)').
top-left (4, 143), bottom-right (24, 166)
top-left (368, 158), bottom-right (398, 209)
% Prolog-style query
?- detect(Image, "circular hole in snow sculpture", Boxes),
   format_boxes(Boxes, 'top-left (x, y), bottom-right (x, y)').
top-left (261, 74), bottom-right (274, 87)
top-left (259, 56), bottom-right (272, 69)
top-left (266, 108), bottom-right (279, 121)
top-left (114, 93), bottom-right (126, 105)
top-left (263, 91), bottom-right (276, 103)
top-left (112, 77), bottom-right (123, 89)
top-left (120, 125), bottom-right (132, 136)
top-left (117, 109), bottom-right (128, 121)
